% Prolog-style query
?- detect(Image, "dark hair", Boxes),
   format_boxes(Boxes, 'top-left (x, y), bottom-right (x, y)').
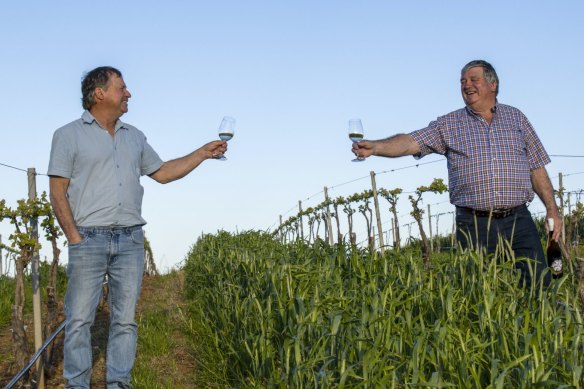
top-left (81, 66), bottom-right (122, 110)
top-left (461, 60), bottom-right (499, 96)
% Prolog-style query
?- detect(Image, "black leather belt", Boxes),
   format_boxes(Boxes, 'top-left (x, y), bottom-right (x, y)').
top-left (456, 204), bottom-right (525, 219)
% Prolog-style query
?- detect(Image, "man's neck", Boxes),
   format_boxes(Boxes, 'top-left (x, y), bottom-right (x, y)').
top-left (90, 108), bottom-right (119, 136)
top-left (468, 102), bottom-right (497, 124)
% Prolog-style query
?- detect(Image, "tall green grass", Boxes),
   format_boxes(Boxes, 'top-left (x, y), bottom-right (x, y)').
top-left (184, 231), bottom-right (583, 388)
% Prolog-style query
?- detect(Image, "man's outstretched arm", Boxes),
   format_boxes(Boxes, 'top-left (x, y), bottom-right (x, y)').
top-left (352, 134), bottom-right (420, 159)
top-left (149, 140), bottom-right (226, 184)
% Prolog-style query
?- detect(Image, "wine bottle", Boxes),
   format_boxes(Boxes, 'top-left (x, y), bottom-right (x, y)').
top-left (546, 218), bottom-right (563, 279)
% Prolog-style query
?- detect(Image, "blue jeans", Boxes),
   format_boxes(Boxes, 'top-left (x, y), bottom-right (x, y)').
top-left (455, 205), bottom-right (550, 288)
top-left (63, 226), bottom-right (144, 389)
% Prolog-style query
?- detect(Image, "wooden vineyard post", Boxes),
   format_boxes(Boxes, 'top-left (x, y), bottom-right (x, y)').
top-left (370, 171), bottom-right (385, 254)
top-left (428, 204), bottom-right (433, 253)
top-left (391, 218), bottom-right (395, 248)
top-left (279, 215), bottom-right (285, 243)
top-left (435, 213), bottom-right (441, 252)
top-left (324, 187), bottom-right (334, 245)
top-left (28, 168), bottom-right (45, 388)
top-left (298, 201), bottom-right (304, 241)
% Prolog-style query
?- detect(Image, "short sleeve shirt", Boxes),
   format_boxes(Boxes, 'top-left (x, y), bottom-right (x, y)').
top-left (410, 104), bottom-right (550, 210)
top-left (47, 111), bottom-right (164, 227)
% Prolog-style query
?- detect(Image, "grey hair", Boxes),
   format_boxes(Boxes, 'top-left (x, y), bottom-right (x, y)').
top-left (81, 66), bottom-right (122, 110)
top-left (461, 60), bottom-right (499, 96)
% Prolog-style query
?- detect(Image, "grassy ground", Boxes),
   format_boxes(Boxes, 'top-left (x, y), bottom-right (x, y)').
top-left (0, 271), bottom-right (202, 388)
top-left (132, 271), bottom-right (200, 388)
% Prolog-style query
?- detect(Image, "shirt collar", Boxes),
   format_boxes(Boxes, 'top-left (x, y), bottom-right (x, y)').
top-left (81, 110), bottom-right (128, 132)
top-left (465, 102), bottom-right (498, 116)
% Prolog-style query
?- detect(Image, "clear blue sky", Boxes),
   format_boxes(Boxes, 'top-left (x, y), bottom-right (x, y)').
top-left (1, 1), bottom-right (583, 272)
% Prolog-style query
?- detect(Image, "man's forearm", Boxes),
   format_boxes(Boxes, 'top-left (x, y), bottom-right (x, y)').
top-left (49, 178), bottom-right (81, 243)
top-left (531, 167), bottom-right (559, 215)
top-left (149, 140), bottom-right (226, 184)
top-left (373, 134), bottom-right (420, 157)
top-left (531, 166), bottom-right (563, 241)
top-left (150, 149), bottom-right (206, 184)
top-left (50, 195), bottom-right (80, 242)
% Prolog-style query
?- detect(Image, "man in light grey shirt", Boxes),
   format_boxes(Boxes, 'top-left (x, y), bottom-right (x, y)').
top-left (48, 110), bottom-right (164, 227)
top-left (48, 66), bottom-right (227, 389)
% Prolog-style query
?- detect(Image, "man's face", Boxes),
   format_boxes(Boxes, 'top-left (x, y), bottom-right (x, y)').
top-left (99, 74), bottom-right (131, 116)
top-left (460, 67), bottom-right (497, 109)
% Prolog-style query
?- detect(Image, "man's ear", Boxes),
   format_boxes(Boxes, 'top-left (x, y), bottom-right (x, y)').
top-left (94, 87), bottom-right (105, 102)
top-left (489, 82), bottom-right (498, 93)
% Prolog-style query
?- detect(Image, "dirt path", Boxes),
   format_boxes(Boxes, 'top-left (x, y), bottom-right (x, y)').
top-left (0, 272), bottom-right (197, 388)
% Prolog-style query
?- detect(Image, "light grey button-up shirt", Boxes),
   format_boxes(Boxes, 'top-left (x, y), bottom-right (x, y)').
top-left (48, 111), bottom-right (164, 227)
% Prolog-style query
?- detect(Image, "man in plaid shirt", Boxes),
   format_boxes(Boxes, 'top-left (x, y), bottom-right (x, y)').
top-left (352, 59), bottom-right (561, 287)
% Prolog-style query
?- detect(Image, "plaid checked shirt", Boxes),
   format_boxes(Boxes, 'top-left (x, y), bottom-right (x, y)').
top-left (410, 103), bottom-right (550, 210)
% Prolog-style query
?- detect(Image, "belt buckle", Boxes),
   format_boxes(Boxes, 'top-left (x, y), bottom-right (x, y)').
top-left (493, 208), bottom-right (512, 218)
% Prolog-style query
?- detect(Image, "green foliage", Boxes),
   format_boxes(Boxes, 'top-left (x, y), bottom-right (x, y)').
top-left (0, 275), bottom-right (15, 328)
top-left (37, 260), bottom-right (68, 297)
top-left (184, 231), bottom-right (584, 387)
top-left (379, 188), bottom-right (403, 211)
top-left (409, 178), bottom-right (448, 221)
top-left (0, 192), bottom-right (62, 262)
top-left (416, 178), bottom-right (448, 195)
top-left (0, 192), bottom-right (66, 333)
top-left (0, 261), bottom-right (68, 330)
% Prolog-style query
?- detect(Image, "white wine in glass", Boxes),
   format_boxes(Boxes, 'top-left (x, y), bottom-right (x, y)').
top-left (215, 116), bottom-right (235, 160)
top-left (348, 119), bottom-right (365, 162)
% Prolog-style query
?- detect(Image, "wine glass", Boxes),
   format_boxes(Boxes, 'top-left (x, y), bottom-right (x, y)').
top-left (348, 119), bottom-right (365, 162)
top-left (214, 116), bottom-right (235, 161)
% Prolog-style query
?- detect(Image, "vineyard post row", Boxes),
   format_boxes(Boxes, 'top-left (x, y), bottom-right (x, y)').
top-left (277, 170), bottom-right (573, 252)
top-left (278, 170), bottom-right (450, 251)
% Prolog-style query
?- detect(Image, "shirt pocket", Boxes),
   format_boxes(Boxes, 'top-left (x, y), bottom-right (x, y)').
top-left (493, 126), bottom-right (526, 156)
